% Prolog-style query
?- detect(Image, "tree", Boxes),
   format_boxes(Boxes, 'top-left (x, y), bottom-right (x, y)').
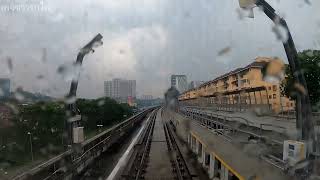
top-left (281, 50), bottom-right (320, 109)
top-left (76, 97), bottom-right (133, 131)
top-left (0, 102), bottom-right (66, 164)
top-left (16, 102), bottom-right (66, 152)
top-left (0, 98), bottom-right (133, 167)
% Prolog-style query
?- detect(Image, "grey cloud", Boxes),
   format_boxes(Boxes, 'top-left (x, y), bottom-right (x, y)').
top-left (0, 0), bottom-right (319, 98)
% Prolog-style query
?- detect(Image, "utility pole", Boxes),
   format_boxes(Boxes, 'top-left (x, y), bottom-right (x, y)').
top-left (239, 0), bottom-right (314, 154)
top-left (27, 132), bottom-right (34, 162)
top-left (238, 0), bottom-right (316, 177)
top-left (65, 34), bottom-right (103, 147)
top-left (255, 0), bottom-right (314, 156)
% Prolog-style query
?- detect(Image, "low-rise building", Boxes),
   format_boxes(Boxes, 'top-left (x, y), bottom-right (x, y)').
top-left (179, 57), bottom-right (295, 113)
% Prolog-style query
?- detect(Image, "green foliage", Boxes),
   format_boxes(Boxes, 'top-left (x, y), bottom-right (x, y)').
top-left (77, 97), bottom-right (133, 131)
top-left (281, 50), bottom-right (320, 107)
top-left (0, 97), bottom-right (133, 167)
top-left (17, 102), bottom-right (66, 148)
top-left (0, 102), bottom-right (66, 164)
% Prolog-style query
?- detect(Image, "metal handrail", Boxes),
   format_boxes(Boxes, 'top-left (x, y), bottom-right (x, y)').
top-left (182, 107), bottom-right (286, 142)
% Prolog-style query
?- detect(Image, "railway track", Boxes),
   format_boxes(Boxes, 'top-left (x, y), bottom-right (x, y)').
top-left (122, 109), bottom-right (193, 180)
top-left (13, 108), bottom-right (155, 180)
top-left (122, 110), bottom-right (156, 179)
top-left (163, 120), bottom-right (192, 180)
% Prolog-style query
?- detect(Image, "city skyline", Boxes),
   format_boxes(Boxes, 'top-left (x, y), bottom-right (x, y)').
top-left (0, 1), bottom-right (319, 178)
top-left (0, 0), bottom-right (319, 99)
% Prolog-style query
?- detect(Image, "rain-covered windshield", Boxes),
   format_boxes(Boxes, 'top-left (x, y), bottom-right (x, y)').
top-left (0, 0), bottom-right (320, 180)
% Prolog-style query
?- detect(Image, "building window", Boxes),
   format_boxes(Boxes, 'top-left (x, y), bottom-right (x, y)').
top-left (273, 94), bottom-right (276, 99)
top-left (205, 153), bottom-right (210, 166)
top-left (192, 137), bottom-right (196, 150)
top-left (268, 86), bottom-right (271, 90)
top-left (198, 143), bottom-right (202, 157)
top-left (273, 85), bottom-right (277, 91)
top-left (269, 95), bottom-right (272, 99)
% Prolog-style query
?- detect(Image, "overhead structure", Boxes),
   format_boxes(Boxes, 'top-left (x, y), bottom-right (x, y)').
top-left (65, 33), bottom-right (103, 147)
top-left (238, 0), bottom-right (315, 176)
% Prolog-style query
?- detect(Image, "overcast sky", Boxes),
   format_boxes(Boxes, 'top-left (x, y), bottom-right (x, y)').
top-left (0, 0), bottom-right (319, 98)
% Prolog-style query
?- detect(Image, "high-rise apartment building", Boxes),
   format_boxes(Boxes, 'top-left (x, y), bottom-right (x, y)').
top-left (171, 75), bottom-right (188, 94)
top-left (128, 80), bottom-right (136, 98)
top-left (188, 81), bottom-right (204, 90)
top-left (104, 81), bottom-right (112, 97)
top-left (104, 79), bottom-right (136, 101)
top-left (0, 78), bottom-right (10, 99)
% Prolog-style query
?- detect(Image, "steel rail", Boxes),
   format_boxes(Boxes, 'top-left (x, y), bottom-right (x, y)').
top-left (134, 112), bottom-right (156, 180)
top-left (164, 121), bottom-right (192, 180)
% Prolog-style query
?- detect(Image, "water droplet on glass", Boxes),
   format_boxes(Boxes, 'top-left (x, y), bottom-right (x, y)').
top-left (306, 51), bottom-right (314, 57)
top-left (272, 22), bottom-right (288, 43)
top-left (216, 53), bottom-right (232, 64)
top-left (6, 57), bottom-right (13, 73)
top-left (92, 40), bottom-right (103, 48)
top-left (217, 46), bottom-right (231, 56)
top-left (236, 8), bottom-right (245, 20)
top-left (41, 48), bottom-right (47, 62)
top-left (5, 103), bottom-right (19, 114)
top-left (119, 49), bottom-right (125, 55)
top-left (294, 83), bottom-right (307, 95)
top-left (57, 63), bottom-right (81, 82)
top-left (98, 99), bottom-right (105, 106)
top-left (68, 116), bottom-right (80, 122)
top-left (184, 11), bottom-right (191, 19)
top-left (37, 74), bottom-right (44, 79)
top-left (262, 58), bottom-right (285, 83)
top-left (236, 8), bottom-right (254, 19)
top-left (14, 92), bottom-right (25, 101)
top-left (304, 0), bottom-right (311, 5)
top-left (65, 96), bottom-right (76, 104)
top-left (33, 136), bottom-right (39, 140)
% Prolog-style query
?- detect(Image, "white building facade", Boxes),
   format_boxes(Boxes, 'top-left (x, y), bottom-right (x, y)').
top-left (171, 75), bottom-right (188, 94)
top-left (104, 78), bottom-right (136, 101)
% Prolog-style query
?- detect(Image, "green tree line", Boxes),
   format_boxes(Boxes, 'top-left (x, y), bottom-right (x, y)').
top-left (0, 97), bottom-right (132, 168)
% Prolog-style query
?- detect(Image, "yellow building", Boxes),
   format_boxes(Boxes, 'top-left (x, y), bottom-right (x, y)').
top-left (179, 57), bottom-right (295, 113)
